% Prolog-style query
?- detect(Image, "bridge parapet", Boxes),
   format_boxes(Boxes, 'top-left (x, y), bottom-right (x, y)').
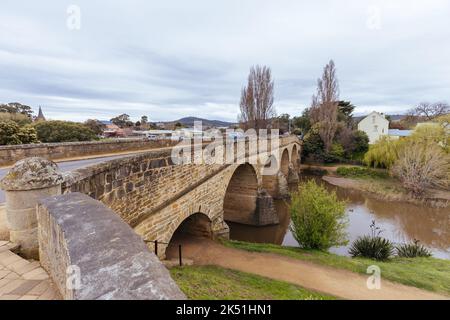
top-left (37, 192), bottom-right (185, 300)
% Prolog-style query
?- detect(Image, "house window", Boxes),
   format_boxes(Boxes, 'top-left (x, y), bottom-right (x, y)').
top-left (372, 116), bottom-right (376, 124)
top-left (373, 125), bottom-right (378, 132)
top-left (382, 128), bottom-right (385, 134)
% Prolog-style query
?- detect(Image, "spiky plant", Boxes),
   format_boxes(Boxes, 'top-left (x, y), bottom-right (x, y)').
top-left (348, 221), bottom-right (394, 261)
top-left (396, 239), bottom-right (432, 258)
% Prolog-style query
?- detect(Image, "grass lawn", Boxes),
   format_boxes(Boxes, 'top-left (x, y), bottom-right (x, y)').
top-left (223, 240), bottom-right (450, 296)
top-left (170, 265), bottom-right (334, 300)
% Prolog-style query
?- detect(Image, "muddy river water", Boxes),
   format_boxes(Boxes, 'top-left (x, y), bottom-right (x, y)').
top-left (228, 176), bottom-right (450, 260)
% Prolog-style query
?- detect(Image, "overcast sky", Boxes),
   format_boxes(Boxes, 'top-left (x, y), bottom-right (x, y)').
top-left (1, 1), bottom-right (449, 122)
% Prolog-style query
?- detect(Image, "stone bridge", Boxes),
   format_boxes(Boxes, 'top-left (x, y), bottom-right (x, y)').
top-left (0, 135), bottom-right (301, 299)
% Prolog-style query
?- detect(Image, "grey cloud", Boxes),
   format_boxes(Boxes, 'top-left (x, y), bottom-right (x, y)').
top-left (0, 0), bottom-right (449, 122)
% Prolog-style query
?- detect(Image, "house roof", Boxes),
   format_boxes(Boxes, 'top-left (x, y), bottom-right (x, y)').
top-left (388, 129), bottom-right (412, 137)
top-left (358, 111), bottom-right (388, 124)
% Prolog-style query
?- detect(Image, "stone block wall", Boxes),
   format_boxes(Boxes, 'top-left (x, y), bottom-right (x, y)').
top-left (37, 192), bottom-right (185, 300)
top-left (62, 149), bottom-right (226, 227)
top-left (0, 139), bottom-right (177, 167)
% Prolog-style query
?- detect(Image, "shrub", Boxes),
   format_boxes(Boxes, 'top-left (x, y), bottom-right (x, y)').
top-left (0, 112), bottom-right (32, 126)
top-left (396, 240), bottom-right (432, 258)
top-left (336, 166), bottom-right (388, 179)
top-left (33, 120), bottom-right (98, 143)
top-left (337, 128), bottom-right (369, 159)
top-left (290, 180), bottom-right (348, 250)
top-left (391, 141), bottom-right (450, 197)
top-left (329, 143), bottom-right (345, 160)
top-left (349, 221), bottom-right (394, 261)
top-left (0, 120), bottom-right (38, 145)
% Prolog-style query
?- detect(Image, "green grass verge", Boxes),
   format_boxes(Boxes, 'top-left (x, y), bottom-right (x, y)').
top-left (336, 166), bottom-right (389, 179)
top-left (223, 240), bottom-right (450, 296)
top-left (170, 265), bottom-right (334, 300)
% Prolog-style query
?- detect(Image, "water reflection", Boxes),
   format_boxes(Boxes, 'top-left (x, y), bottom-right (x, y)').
top-left (227, 176), bottom-right (450, 260)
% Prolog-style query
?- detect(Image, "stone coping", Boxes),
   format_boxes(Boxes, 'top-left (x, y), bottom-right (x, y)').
top-left (0, 138), bottom-right (151, 150)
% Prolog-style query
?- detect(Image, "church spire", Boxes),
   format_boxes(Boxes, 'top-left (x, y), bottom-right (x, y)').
top-left (36, 106), bottom-right (46, 121)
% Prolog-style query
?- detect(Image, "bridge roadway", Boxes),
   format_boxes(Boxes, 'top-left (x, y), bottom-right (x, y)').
top-left (0, 154), bottom-right (132, 203)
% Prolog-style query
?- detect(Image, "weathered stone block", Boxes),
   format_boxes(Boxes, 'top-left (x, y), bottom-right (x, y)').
top-left (37, 193), bottom-right (185, 300)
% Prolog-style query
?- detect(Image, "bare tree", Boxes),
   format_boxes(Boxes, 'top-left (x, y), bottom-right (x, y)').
top-left (310, 60), bottom-right (340, 152)
top-left (409, 102), bottom-right (449, 121)
top-left (391, 141), bottom-right (450, 197)
top-left (239, 65), bottom-right (276, 131)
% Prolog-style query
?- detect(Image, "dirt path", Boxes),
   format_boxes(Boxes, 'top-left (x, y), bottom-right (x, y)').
top-left (168, 237), bottom-right (448, 300)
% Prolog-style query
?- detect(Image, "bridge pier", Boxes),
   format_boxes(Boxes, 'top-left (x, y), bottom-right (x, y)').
top-left (287, 163), bottom-right (300, 184)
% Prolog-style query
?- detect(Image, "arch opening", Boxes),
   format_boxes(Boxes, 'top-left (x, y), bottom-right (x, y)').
top-left (166, 212), bottom-right (212, 259)
top-left (291, 145), bottom-right (300, 170)
top-left (280, 149), bottom-right (290, 176)
top-left (223, 164), bottom-right (259, 225)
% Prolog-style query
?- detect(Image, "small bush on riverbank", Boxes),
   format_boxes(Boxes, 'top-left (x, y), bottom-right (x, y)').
top-left (391, 141), bottom-right (450, 198)
top-left (396, 240), bottom-right (432, 258)
top-left (336, 166), bottom-right (388, 179)
top-left (348, 221), bottom-right (394, 261)
top-left (290, 180), bottom-right (348, 250)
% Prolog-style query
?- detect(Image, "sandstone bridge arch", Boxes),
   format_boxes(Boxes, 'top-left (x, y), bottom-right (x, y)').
top-left (2, 136), bottom-right (302, 260)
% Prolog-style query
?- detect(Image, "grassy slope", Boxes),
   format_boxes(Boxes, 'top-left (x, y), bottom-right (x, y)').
top-left (170, 265), bottom-right (334, 300)
top-left (223, 240), bottom-right (450, 296)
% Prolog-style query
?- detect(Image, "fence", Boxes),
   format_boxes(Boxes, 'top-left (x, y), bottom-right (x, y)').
top-left (144, 240), bottom-right (183, 266)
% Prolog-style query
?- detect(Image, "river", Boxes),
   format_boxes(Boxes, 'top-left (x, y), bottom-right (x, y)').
top-left (228, 176), bottom-right (450, 260)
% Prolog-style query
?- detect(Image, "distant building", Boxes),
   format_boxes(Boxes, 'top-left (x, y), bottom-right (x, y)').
top-left (358, 111), bottom-right (389, 144)
top-left (100, 121), bottom-right (124, 138)
top-left (35, 106), bottom-right (46, 122)
top-left (358, 111), bottom-right (412, 144)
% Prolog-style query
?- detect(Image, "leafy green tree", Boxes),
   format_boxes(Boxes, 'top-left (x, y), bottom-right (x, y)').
top-left (0, 102), bottom-right (34, 118)
top-left (301, 124), bottom-right (325, 162)
top-left (410, 123), bottom-right (448, 152)
top-left (290, 180), bottom-right (348, 250)
top-left (292, 108), bottom-right (311, 134)
top-left (337, 101), bottom-right (355, 128)
top-left (363, 136), bottom-right (404, 168)
top-left (16, 125), bottom-right (38, 144)
top-left (141, 115), bottom-right (148, 124)
top-left (33, 121), bottom-right (97, 143)
top-left (329, 143), bottom-right (345, 160)
top-left (84, 119), bottom-right (105, 136)
top-left (110, 114), bottom-right (133, 128)
top-left (0, 120), bottom-right (37, 145)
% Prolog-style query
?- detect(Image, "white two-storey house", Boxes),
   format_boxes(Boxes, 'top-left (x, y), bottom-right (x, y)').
top-left (357, 111), bottom-right (389, 144)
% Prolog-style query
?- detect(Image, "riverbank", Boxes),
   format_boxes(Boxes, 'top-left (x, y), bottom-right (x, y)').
top-left (167, 237), bottom-right (448, 299)
top-left (170, 265), bottom-right (333, 300)
top-left (224, 240), bottom-right (450, 296)
top-left (301, 164), bottom-right (450, 207)
top-left (323, 175), bottom-right (449, 207)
